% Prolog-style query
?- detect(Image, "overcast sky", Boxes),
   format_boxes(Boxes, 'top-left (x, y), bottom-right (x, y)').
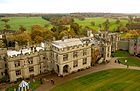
top-left (0, 0), bottom-right (139, 13)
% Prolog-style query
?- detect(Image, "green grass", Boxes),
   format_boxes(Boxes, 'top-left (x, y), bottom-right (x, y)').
top-left (119, 57), bottom-right (140, 67)
top-left (75, 17), bottom-right (128, 31)
top-left (112, 50), bottom-right (130, 57)
top-left (6, 80), bottom-right (41, 91)
top-left (50, 69), bottom-right (140, 91)
top-left (0, 17), bottom-right (128, 32)
top-left (0, 17), bottom-right (51, 31)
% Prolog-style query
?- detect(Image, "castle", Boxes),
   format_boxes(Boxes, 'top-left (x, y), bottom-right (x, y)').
top-left (0, 31), bottom-right (122, 82)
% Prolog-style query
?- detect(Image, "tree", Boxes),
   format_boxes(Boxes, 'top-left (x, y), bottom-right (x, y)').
top-left (1, 18), bottom-right (9, 24)
top-left (15, 32), bottom-right (31, 46)
top-left (128, 15), bottom-right (133, 23)
top-left (91, 21), bottom-right (95, 26)
top-left (70, 23), bottom-right (80, 35)
top-left (6, 34), bottom-right (16, 47)
top-left (31, 25), bottom-right (44, 44)
top-left (68, 29), bottom-right (76, 38)
top-left (44, 30), bottom-right (54, 41)
top-left (1, 18), bottom-right (10, 30)
top-left (19, 25), bottom-right (26, 32)
top-left (102, 19), bottom-right (110, 31)
top-left (4, 24), bottom-right (10, 30)
top-left (115, 19), bottom-right (120, 24)
top-left (59, 30), bottom-right (69, 39)
top-left (117, 26), bottom-right (128, 33)
top-left (31, 25), bottom-right (53, 43)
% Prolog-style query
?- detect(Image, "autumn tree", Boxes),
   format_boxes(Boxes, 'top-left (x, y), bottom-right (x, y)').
top-left (31, 25), bottom-right (44, 44)
top-left (31, 25), bottom-right (53, 43)
top-left (116, 26), bottom-right (128, 33)
top-left (68, 29), bottom-right (76, 38)
top-left (15, 32), bottom-right (31, 46)
top-left (50, 16), bottom-right (74, 26)
top-left (70, 23), bottom-right (80, 35)
top-left (59, 30), bottom-right (69, 39)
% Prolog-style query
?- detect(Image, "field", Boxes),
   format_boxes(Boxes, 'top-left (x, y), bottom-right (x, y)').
top-left (119, 57), bottom-right (140, 67)
top-left (50, 69), bottom-right (140, 91)
top-left (75, 17), bottom-right (128, 31)
top-left (0, 17), bottom-right (128, 32)
top-left (0, 17), bottom-right (51, 31)
top-left (112, 50), bottom-right (129, 57)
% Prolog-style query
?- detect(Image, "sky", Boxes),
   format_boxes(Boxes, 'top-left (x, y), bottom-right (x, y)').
top-left (0, 0), bottom-right (139, 13)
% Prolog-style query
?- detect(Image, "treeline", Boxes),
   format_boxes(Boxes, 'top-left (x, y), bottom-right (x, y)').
top-left (126, 17), bottom-right (140, 30)
top-left (0, 13), bottom-right (131, 18)
top-left (70, 13), bottom-right (127, 18)
top-left (126, 23), bottom-right (140, 30)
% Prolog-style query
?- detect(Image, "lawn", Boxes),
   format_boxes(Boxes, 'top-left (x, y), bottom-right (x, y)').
top-left (118, 57), bottom-right (140, 67)
top-left (0, 17), bottom-right (51, 31)
top-left (50, 69), bottom-right (140, 91)
top-left (112, 50), bottom-right (130, 57)
top-left (6, 80), bottom-right (41, 91)
top-left (75, 17), bottom-right (128, 31)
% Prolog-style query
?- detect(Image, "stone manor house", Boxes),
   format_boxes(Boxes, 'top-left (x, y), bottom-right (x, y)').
top-left (0, 31), bottom-right (120, 82)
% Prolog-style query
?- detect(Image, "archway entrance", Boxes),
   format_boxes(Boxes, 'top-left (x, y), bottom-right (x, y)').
top-left (63, 65), bottom-right (69, 73)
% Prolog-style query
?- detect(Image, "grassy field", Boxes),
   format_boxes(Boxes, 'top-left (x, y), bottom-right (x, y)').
top-left (112, 50), bottom-right (130, 57)
top-left (50, 69), bottom-right (140, 91)
top-left (75, 17), bottom-right (128, 31)
top-left (119, 57), bottom-right (140, 67)
top-left (0, 17), bottom-right (128, 32)
top-left (0, 17), bottom-right (51, 31)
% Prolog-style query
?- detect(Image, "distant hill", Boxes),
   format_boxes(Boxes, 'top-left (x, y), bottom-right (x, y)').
top-left (0, 12), bottom-right (140, 17)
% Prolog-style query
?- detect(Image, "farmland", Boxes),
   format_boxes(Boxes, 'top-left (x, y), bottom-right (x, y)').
top-left (50, 69), bottom-right (140, 91)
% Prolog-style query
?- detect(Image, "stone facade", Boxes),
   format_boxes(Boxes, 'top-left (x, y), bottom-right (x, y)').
top-left (0, 48), bottom-right (7, 79)
top-left (129, 37), bottom-right (140, 55)
top-left (91, 45), bottom-right (101, 65)
top-left (119, 37), bottom-right (140, 55)
top-left (109, 33), bottom-right (120, 52)
top-left (7, 51), bottom-right (49, 82)
top-left (6, 42), bottom-right (53, 82)
top-left (52, 38), bottom-right (92, 76)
